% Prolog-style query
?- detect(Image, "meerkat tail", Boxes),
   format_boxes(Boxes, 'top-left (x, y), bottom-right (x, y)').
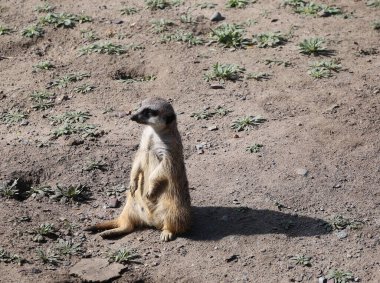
top-left (99, 225), bottom-right (134, 238)
top-left (84, 219), bottom-right (119, 232)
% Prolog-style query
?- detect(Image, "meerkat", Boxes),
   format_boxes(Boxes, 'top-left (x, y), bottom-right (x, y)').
top-left (85, 97), bottom-right (191, 241)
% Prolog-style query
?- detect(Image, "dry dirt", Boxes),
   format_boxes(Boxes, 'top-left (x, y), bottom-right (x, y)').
top-left (0, 0), bottom-right (379, 282)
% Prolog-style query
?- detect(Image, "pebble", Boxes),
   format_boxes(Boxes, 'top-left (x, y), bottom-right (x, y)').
top-left (333, 183), bottom-right (342, 188)
top-left (208, 125), bottom-right (218, 131)
top-left (66, 138), bottom-right (84, 146)
top-left (113, 19), bottom-right (123, 24)
top-left (70, 258), bottom-right (125, 282)
top-left (210, 12), bottom-right (224, 22)
top-left (336, 230), bottom-right (348, 239)
top-left (108, 198), bottom-right (119, 208)
top-left (210, 84), bottom-right (224, 89)
top-left (20, 120), bottom-right (29, 126)
top-left (296, 168), bottom-right (308, 176)
top-left (225, 255), bottom-right (238, 263)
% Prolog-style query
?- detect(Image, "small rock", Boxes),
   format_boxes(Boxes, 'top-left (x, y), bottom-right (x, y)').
top-left (336, 230), bottom-right (348, 239)
top-left (197, 149), bottom-right (204, 155)
top-left (210, 84), bottom-right (224, 89)
top-left (66, 138), bottom-right (84, 146)
top-left (318, 277), bottom-right (326, 283)
top-left (296, 168), bottom-right (308, 176)
top-left (108, 198), bottom-right (119, 208)
top-left (225, 255), bottom-right (238, 263)
top-left (113, 19), bottom-right (123, 24)
top-left (233, 134), bottom-right (239, 138)
top-left (208, 125), bottom-right (218, 131)
top-left (210, 12), bottom-right (224, 22)
top-left (333, 183), bottom-right (342, 188)
top-left (20, 120), bottom-right (29, 126)
top-left (70, 258), bottom-right (125, 282)
top-left (58, 95), bottom-right (69, 103)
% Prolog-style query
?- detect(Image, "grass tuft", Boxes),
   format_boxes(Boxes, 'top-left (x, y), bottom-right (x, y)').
top-left (231, 116), bottom-right (266, 131)
top-left (252, 32), bottom-right (286, 48)
top-left (204, 63), bottom-right (245, 82)
top-left (211, 24), bottom-right (250, 48)
top-left (80, 42), bottom-right (127, 55)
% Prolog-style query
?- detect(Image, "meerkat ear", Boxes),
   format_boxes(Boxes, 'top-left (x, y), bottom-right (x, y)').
top-left (165, 114), bottom-right (176, 124)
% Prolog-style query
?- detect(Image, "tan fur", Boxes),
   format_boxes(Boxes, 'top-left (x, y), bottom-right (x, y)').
top-left (85, 98), bottom-right (191, 241)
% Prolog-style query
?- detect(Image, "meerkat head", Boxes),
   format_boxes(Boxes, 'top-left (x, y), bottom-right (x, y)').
top-left (130, 97), bottom-right (177, 131)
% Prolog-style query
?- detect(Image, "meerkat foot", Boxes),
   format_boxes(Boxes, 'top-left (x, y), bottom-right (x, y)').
top-left (160, 230), bottom-right (174, 242)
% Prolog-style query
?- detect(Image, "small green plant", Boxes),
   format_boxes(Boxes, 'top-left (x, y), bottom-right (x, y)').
top-left (161, 31), bottom-right (204, 46)
top-left (51, 184), bottom-right (90, 203)
top-left (81, 29), bottom-right (99, 42)
top-left (197, 2), bottom-right (217, 9)
top-left (1, 110), bottom-right (28, 125)
top-left (191, 110), bottom-right (215, 120)
top-left (0, 25), bottom-right (12, 35)
top-left (231, 116), bottom-right (266, 131)
top-left (204, 63), bottom-right (245, 82)
top-left (252, 32), bottom-right (286, 48)
top-left (80, 42), bottom-right (127, 55)
top-left (121, 7), bottom-right (139, 15)
top-left (263, 59), bottom-right (291, 67)
top-left (36, 249), bottom-right (61, 265)
top-left (246, 144), bottom-right (263, 153)
top-left (49, 73), bottom-right (90, 88)
top-left (50, 111), bottom-right (91, 125)
top-left (40, 12), bottom-right (91, 28)
top-left (34, 223), bottom-right (57, 237)
top-left (308, 67), bottom-right (331, 79)
top-left (109, 248), bottom-right (140, 264)
top-left (180, 13), bottom-right (194, 24)
top-left (84, 160), bottom-right (108, 171)
top-left (241, 19), bottom-right (258, 27)
top-left (308, 59), bottom-right (342, 79)
top-left (0, 248), bottom-right (25, 265)
top-left (34, 3), bottom-right (55, 13)
top-left (56, 239), bottom-right (82, 256)
top-left (0, 180), bottom-right (19, 198)
top-left (30, 91), bottom-right (55, 110)
top-left (290, 255), bottom-right (312, 267)
top-left (246, 72), bottom-right (270, 81)
top-left (28, 185), bottom-right (54, 199)
top-left (52, 123), bottom-right (99, 138)
top-left (34, 60), bottom-right (54, 70)
top-left (146, 0), bottom-right (171, 10)
top-left (298, 38), bottom-right (327, 55)
top-left (116, 74), bottom-right (156, 83)
top-left (151, 19), bottom-right (174, 33)
top-left (22, 25), bottom-right (44, 38)
top-left (74, 84), bottom-right (95, 93)
top-left (372, 21), bottom-right (380, 30)
top-left (367, 0), bottom-right (380, 8)
top-left (282, 0), bottom-right (305, 6)
top-left (211, 23), bottom-right (250, 48)
top-left (300, 3), bottom-right (340, 16)
top-left (191, 106), bottom-right (231, 120)
top-left (327, 215), bottom-right (363, 231)
top-left (214, 106), bottom-right (232, 117)
top-left (326, 269), bottom-right (354, 283)
top-left (226, 0), bottom-right (252, 8)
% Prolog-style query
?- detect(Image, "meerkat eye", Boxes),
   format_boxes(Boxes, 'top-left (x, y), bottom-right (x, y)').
top-left (142, 108), bottom-right (158, 117)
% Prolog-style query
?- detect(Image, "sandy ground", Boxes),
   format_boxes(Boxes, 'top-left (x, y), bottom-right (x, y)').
top-left (0, 0), bottom-right (379, 282)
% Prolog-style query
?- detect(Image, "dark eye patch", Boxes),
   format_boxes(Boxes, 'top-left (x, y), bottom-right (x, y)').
top-left (142, 108), bottom-right (159, 117)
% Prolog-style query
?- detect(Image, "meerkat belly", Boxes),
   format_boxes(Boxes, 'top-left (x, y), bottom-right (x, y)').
top-left (137, 149), bottom-right (164, 226)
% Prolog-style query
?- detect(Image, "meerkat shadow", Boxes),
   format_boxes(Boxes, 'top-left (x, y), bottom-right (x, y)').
top-left (185, 206), bottom-right (331, 241)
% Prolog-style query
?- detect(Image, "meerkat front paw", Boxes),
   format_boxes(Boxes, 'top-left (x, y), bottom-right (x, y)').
top-left (160, 230), bottom-right (174, 242)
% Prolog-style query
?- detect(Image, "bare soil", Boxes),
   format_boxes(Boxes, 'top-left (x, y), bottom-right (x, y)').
top-left (0, 0), bottom-right (379, 282)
